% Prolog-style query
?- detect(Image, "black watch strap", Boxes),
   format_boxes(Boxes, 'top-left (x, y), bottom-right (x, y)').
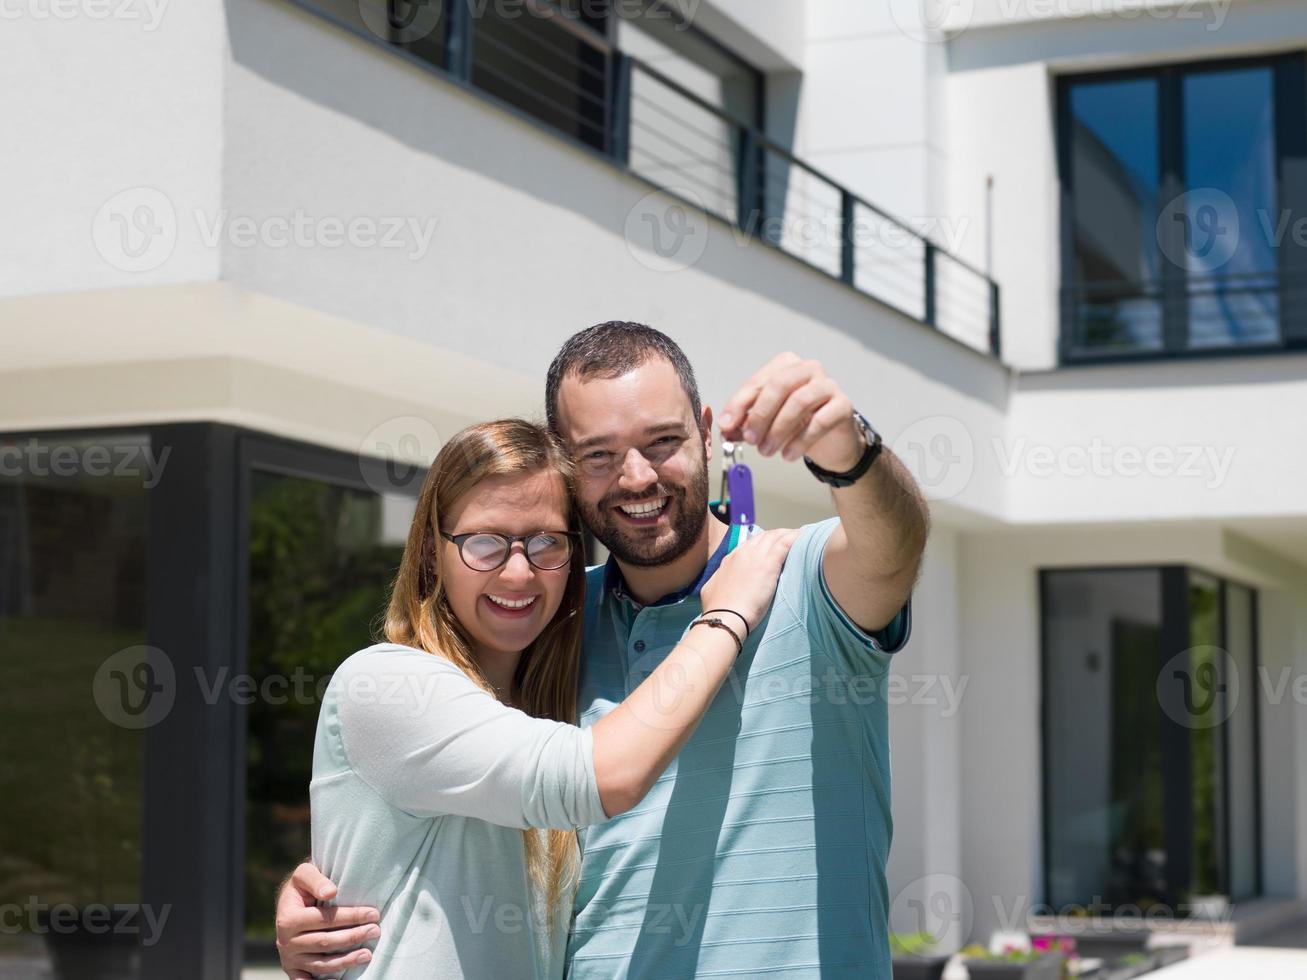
top-left (803, 411), bottom-right (882, 488)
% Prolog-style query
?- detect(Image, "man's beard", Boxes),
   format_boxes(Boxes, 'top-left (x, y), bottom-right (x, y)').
top-left (580, 452), bottom-right (710, 568)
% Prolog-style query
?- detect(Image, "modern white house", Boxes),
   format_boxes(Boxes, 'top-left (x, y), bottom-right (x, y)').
top-left (1, 0), bottom-right (1305, 976)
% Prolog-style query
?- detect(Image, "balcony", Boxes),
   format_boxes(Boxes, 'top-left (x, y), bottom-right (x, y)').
top-left (284, 0), bottom-right (1002, 359)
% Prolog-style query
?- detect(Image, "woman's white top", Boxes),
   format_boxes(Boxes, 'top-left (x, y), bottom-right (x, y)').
top-left (310, 642), bottom-right (607, 978)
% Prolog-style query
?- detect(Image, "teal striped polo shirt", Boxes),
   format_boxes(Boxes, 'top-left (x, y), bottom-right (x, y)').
top-left (565, 517), bottom-right (910, 979)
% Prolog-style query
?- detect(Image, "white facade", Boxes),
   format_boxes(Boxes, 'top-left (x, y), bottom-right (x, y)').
top-left (2, 0), bottom-right (1306, 968)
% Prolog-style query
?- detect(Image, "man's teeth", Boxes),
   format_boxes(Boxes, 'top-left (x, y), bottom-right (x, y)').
top-left (487, 595), bottom-right (537, 610)
top-left (619, 498), bottom-right (669, 517)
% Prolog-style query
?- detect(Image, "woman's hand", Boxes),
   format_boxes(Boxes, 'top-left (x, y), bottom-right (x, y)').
top-left (699, 528), bottom-right (800, 635)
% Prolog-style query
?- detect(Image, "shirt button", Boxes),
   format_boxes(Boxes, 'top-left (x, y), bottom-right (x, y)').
top-left (634, 640), bottom-right (646, 653)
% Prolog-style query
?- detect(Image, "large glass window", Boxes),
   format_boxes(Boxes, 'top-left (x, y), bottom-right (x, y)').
top-left (242, 471), bottom-right (415, 958)
top-left (0, 434), bottom-right (150, 979)
top-left (471, 3), bottom-right (611, 152)
top-left (1042, 566), bottom-right (1261, 913)
top-left (1066, 77), bottom-right (1163, 352)
top-left (1183, 66), bottom-right (1279, 348)
top-left (1059, 55), bottom-right (1307, 361)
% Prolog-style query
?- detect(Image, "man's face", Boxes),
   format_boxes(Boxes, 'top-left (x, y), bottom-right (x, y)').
top-left (555, 358), bottom-right (711, 567)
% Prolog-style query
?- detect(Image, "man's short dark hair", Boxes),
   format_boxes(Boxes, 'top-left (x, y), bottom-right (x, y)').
top-left (545, 322), bottom-right (703, 436)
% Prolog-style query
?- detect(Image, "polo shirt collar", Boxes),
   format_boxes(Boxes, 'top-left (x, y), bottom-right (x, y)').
top-left (601, 519), bottom-right (740, 609)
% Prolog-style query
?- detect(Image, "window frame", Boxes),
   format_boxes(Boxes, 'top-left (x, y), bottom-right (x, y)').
top-left (1056, 52), bottom-right (1307, 365)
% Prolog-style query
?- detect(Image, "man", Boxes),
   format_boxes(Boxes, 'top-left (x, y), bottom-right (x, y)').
top-left (276, 322), bottom-right (927, 978)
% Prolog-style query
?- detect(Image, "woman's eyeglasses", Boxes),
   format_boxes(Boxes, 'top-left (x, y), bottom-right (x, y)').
top-left (440, 531), bottom-right (578, 572)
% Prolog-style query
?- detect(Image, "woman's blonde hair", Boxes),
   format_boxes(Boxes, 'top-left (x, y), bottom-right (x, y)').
top-left (382, 418), bottom-right (586, 929)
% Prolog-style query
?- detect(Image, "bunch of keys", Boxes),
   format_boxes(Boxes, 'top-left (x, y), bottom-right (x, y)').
top-left (712, 439), bottom-right (756, 527)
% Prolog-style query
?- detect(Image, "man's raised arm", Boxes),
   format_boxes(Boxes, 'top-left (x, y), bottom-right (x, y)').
top-left (719, 352), bottom-right (927, 634)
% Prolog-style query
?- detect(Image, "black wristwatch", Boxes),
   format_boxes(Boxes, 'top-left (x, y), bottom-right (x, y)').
top-left (804, 410), bottom-right (882, 488)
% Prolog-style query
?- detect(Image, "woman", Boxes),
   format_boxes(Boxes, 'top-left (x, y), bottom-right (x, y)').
top-left (308, 419), bottom-right (796, 978)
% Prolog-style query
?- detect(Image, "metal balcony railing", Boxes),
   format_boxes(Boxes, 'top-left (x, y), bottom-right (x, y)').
top-left (290, 0), bottom-right (1003, 359)
top-left (1061, 271), bottom-right (1307, 361)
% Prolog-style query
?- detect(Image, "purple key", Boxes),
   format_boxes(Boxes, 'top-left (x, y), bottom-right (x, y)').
top-left (726, 462), bottom-right (755, 527)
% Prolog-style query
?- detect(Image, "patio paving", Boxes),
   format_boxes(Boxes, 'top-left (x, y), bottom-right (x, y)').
top-left (1148, 946), bottom-right (1307, 977)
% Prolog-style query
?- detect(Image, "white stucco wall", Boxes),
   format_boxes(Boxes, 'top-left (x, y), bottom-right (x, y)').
top-left (0, 0), bottom-right (226, 297)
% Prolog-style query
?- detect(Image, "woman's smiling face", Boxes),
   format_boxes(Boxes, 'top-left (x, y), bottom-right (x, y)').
top-left (438, 468), bottom-right (574, 658)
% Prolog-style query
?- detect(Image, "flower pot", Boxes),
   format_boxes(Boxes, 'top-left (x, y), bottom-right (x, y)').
top-left (963, 954), bottom-right (1064, 980)
top-left (39, 920), bottom-right (139, 980)
top-left (1188, 894), bottom-right (1229, 920)
top-left (892, 953), bottom-right (951, 980)
top-left (1096, 958), bottom-right (1156, 980)
top-left (1070, 936), bottom-right (1149, 962)
top-left (1152, 945), bottom-right (1188, 967)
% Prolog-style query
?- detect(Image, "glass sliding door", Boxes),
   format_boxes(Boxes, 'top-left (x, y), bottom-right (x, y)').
top-left (1186, 572), bottom-right (1225, 899)
top-left (239, 442), bottom-right (417, 967)
top-left (1043, 569), bottom-right (1166, 909)
top-left (1223, 584), bottom-right (1260, 901)
top-left (1042, 566), bottom-right (1262, 914)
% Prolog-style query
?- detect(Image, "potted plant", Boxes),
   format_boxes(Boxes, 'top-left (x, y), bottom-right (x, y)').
top-left (890, 931), bottom-right (951, 980)
top-left (961, 935), bottom-right (1073, 980)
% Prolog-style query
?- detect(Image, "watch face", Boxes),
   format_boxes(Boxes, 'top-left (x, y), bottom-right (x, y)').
top-left (853, 411), bottom-right (879, 442)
